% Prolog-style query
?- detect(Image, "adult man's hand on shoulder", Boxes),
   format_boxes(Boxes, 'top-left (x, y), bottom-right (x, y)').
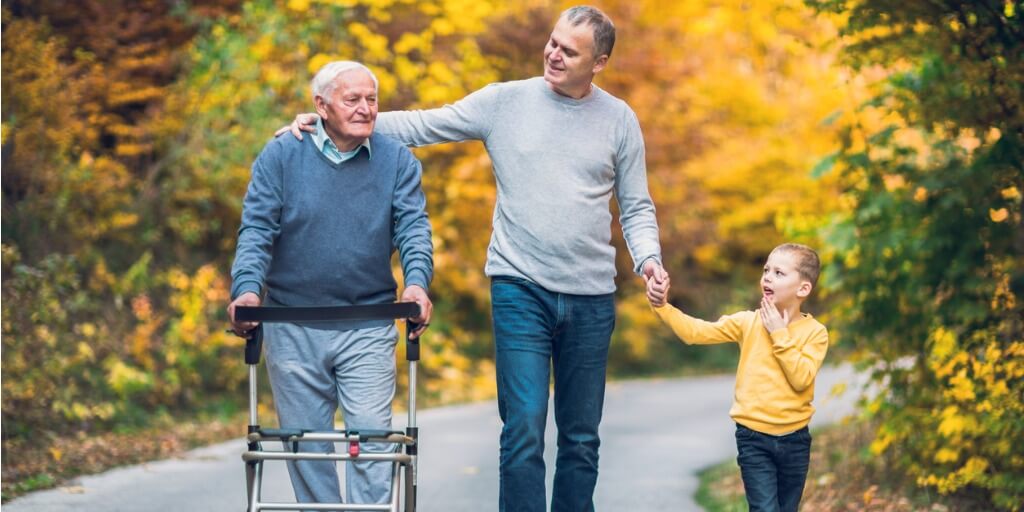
top-left (274, 113), bottom-right (320, 140)
top-left (401, 285), bottom-right (433, 339)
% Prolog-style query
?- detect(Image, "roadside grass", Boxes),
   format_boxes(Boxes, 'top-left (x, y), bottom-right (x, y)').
top-left (1, 410), bottom-right (242, 502)
top-left (696, 419), bottom-right (993, 511)
top-left (695, 458), bottom-right (747, 512)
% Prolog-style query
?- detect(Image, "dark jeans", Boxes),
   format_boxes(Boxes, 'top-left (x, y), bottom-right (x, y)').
top-left (490, 276), bottom-right (616, 512)
top-left (735, 423), bottom-right (812, 512)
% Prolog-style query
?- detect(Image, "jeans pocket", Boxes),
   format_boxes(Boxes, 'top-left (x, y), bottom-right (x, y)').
top-left (735, 424), bottom-right (755, 440)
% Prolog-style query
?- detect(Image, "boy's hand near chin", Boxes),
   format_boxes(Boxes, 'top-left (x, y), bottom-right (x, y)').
top-left (760, 296), bottom-right (790, 332)
top-left (645, 273), bottom-right (670, 307)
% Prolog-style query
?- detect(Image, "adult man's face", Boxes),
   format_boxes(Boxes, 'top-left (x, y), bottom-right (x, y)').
top-left (314, 69), bottom-right (378, 150)
top-left (543, 16), bottom-right (608, 98)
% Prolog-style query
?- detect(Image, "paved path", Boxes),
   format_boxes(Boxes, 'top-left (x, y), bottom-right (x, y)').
top-left (5, 364), bottom-right (865, 511)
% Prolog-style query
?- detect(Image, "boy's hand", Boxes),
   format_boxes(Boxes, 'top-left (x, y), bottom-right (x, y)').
top-left (760, 296), bottom-right (790, 332)
top-left (274, 113), bottom-right (320, 140)
top-left (645, 273), bottom-right (670, 307)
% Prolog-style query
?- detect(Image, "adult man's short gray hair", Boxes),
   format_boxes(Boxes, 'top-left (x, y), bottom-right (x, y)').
top-left (562, 5), bottom-right (616, 59)
top-left (311, 61), bottom-right (379, 104)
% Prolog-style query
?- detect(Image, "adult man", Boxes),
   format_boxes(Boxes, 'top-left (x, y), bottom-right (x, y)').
top-left (230, 61), bottom-right (433, 508)
top-left (282, 7), bottom-right (666, 511)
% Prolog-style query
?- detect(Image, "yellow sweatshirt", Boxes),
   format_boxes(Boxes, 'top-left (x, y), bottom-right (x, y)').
top-left (653, 303), bottom-right (829, 435)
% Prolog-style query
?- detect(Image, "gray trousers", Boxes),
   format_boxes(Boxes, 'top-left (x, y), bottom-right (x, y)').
top-left (264, 322), bottom-right (398, 508)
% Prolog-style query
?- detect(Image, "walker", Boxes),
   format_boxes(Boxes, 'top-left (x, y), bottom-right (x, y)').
top-left (234, 303), bottom-right (422, 511)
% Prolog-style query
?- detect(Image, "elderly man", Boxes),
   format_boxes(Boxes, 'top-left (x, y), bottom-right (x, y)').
top-left (230, 61), bottom-right (433, 507)
top-left (281, 7), bottom-right (666, 511)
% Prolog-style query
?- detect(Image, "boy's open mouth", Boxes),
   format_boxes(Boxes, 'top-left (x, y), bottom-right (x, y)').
top-left (763, 287), bottom-right (774, 297)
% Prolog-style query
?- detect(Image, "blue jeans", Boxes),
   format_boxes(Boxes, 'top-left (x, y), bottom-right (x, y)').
top-left (735, 423), bottom-right (812, 512)
top-left (491, 276), bottom-right (616, 512)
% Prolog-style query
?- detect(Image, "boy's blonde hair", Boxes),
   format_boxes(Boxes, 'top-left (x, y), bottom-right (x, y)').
top-left (772, 243), bottom-right (821, 287)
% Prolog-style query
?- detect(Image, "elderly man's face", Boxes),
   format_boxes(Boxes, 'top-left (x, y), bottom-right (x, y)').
top-left (315, 69), bottom-right (378, 149)
top-left (543, 16), bottom-right (607, 98)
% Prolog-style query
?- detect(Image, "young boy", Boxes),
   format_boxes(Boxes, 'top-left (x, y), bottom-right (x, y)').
top-left (646, 243), bottom-right (829, 512)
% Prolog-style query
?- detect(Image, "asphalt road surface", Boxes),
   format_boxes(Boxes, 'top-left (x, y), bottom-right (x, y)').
top-left (5, 364), bottom-right (865, 511)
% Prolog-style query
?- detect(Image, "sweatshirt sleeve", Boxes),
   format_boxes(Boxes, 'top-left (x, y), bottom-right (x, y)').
top-left (230, 144), bottom-right (283, 300)
top-left (392, 148), bottom-right (434, 291)
top-left (614, 107), bottom-right (662, 275)
top-left (374, 83), bottom-right (502, 147)
top-left (770, 324), bottom-right (830, 392)
top-left (652, 304), bottom-right (745, 345)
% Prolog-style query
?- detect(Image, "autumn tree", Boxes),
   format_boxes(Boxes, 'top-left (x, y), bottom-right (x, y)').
top-left (807, 0), bottom-right (1023, 507)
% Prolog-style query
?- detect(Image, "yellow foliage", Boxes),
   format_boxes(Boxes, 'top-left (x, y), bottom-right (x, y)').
top-left (287, 0), bottom-right (311, 12)
top-left (935, 448), bottom-right (959, 463)
top-left (105, 359), bottom-right (154, 397)
top-left (946, 370), bottom-right (976, 402)
top-left (870, 429), bottom-right (893, 455)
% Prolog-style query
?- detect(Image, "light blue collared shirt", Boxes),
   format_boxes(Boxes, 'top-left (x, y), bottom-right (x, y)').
top-left (312, 117), bottom-right (372, 163)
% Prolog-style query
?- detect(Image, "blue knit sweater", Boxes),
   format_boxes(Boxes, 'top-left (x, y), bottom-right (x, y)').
top-left (230, 131), bottom-right (432, 328)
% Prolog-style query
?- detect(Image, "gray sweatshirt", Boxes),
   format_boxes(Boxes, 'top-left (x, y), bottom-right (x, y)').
top-left (376, 77), bottom-right (660, 295)
top-left (230, 132), bottom-right (433, 328)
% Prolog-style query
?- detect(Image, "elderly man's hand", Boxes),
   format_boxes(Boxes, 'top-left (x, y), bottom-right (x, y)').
top-left (400, 285), bottom-right (433, 339)
top-left (274, 113), bottom-right (320, 140)
top-left (227, 292), bottom-right (262, 337)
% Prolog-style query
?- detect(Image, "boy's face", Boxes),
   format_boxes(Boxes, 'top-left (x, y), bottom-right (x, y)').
top-left (761, 250), bottom-right (812, 309)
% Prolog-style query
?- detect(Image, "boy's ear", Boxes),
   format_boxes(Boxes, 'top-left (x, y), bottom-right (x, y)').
top-left (796, 280), bottom-right (813, 299)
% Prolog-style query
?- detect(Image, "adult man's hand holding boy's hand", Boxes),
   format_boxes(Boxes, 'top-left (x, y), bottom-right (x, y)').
top-left (645, 273), bottom-right (670, 307)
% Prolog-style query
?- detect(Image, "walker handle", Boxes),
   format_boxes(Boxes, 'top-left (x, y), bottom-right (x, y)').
top-left (406, 322), bottom-right (421, 362)
top-left (244, 325), bottom-right (264, 365)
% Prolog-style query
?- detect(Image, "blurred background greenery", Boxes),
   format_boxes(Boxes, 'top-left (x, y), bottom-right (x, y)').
top-left (2, 0), bottom-right (1021, 508)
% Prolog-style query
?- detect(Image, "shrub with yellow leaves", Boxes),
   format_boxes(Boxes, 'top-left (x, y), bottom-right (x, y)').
top-left (809, 0), bottom-right (1024, 508)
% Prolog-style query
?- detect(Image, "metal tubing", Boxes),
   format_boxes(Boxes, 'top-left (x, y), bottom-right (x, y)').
top-left (243, 452), bottom-right (412, 463)
top-left (390, 463), bottom-right (401, 512)
top-left (404, 460), bottom-right (414, 512)
top-left (408, 361), bottom-right (417, 428)
top-left (248, 460), bottom-right (263, 512)
top-left (254, 503), bottom-right (394, 511)
top-left (249, 365), bottom-right (259, 426)
top-left (247, 432), bottom-right (412, 444)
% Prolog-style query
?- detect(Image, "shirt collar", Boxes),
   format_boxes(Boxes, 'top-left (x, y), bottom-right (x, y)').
top-left (313, 117), bottom-right (372, 161)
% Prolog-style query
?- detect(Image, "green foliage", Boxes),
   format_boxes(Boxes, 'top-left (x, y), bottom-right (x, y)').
top-left (1, 473), bottom-right (57, 501)
top-left (809, 0), bottom-right (1024, 508)
top-left (1, 3), bottom-right (246, 439)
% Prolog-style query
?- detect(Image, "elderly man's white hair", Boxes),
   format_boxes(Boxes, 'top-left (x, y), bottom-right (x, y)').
top-left (311, 61), bottom-right (379, 104)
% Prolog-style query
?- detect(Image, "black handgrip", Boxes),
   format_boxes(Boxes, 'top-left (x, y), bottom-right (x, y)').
top-left (244, 324), bottom-right (264, 365)
top-left (236, 303), bottom-right (421, 323)
top-left (406, 322), bottom-right (420, 362)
